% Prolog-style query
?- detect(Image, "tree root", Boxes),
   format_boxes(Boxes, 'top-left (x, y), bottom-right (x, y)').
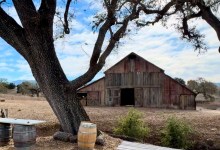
top-left (53, 131), bottom-right (77, 143)
top-left (53, 131), bottom-right (105, 146)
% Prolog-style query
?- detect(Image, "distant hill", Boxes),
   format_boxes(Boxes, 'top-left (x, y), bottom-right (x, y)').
top-left (215, 83), bottom-right (220, 87)
top-left (12, 80), bottom-right (36, 85)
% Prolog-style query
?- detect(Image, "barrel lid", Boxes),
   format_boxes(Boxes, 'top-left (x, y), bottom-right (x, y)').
top-left (80, 122), bottom-right (96, 128)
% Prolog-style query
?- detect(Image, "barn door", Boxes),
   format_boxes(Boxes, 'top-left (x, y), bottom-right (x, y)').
top-left (87, 91), bottom-right (99, 106)
top-left (180, 95), bottom-right (188, 109)
top-left (150, 88), bottom-right (161, 107)
top-left (107, 89), bottom-right (120, 106)
top-left (135, 88), bottom-right (143, 107)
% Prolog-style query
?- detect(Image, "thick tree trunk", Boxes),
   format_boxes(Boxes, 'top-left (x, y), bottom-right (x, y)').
top-left (22, 31), bottom-right (90, 137)
top-left (33, 56), bottom-right (90, 135)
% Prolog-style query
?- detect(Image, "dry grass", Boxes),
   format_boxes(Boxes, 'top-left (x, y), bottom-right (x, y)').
top-left (0, 94), bottom-right (220, 149)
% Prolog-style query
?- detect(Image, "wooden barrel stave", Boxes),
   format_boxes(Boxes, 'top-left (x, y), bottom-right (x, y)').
top-left (13, 125), bottom-right (36, 149)
top-left (0, 123), bottom-right (11, 146)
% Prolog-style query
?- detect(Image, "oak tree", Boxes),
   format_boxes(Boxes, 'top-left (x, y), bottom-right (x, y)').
top-left (174, 77), bottom-right (186, 85)
top-left (0, 0), bottom-right (219, 141)
top-left (187, 77), bottom-right (218, 97)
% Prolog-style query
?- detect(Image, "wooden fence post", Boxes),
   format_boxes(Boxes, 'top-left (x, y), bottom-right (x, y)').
top-left (0, 109), bottom-right (8, 118)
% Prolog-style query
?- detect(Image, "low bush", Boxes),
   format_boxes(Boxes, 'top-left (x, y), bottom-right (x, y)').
top-left (113, 109), bottom-right (149, 141)
top-left (161, 116), bottom-right (192, 149)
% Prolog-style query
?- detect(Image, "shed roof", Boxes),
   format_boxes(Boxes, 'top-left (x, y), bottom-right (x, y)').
top-left (77, 77), bottom-right (105, 91)
top-left (165, 75), bottom-right (197, 95)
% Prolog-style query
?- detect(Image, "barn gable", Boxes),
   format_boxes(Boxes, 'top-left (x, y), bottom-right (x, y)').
top-left (105, 52), bottom-right (164, 74)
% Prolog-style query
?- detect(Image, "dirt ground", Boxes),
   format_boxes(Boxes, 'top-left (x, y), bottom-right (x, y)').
top-left (0, 95), bottom-right (220, 149)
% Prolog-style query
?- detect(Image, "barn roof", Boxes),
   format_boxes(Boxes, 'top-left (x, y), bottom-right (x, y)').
top-left (77, 77), bottom-right (105, 91)
top-left (165, 75), bottom-right (197, 95)
top-left (104, 52), bottom-right (164, 73)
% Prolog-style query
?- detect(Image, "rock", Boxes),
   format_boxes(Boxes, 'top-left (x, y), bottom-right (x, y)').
top-left (193, 141), bottom-right (209, 150)
top-left (211, 143), bottom-right (220, 150)
top-left (0, 98), bottom-right (5, 102)
top-left (211, 128), bottom-right (217, 131)
top-left (96, 134), bottom-right (105, 146)
top-left (53, 131), bottom-right (77, 143)
top-left (206, 138), bottom-right (214, 147)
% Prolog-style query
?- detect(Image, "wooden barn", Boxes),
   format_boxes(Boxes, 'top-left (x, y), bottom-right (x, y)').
top-left (78, 52), bottom-right (196, 110)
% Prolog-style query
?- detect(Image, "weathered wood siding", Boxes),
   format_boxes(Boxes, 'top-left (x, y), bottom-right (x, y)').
top-left (105, 55), bottom-right (163, 74)
top-left (78, 78), bottom-right (105, 106)
top-left (105, 54), bottom-right (165, 107)
top-left (163, 75), bottom-right (195, 109)
top-left (106, 72), bottom-right (163, 87)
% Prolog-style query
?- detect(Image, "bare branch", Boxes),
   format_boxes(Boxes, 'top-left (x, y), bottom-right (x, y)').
top-left (98, 19), bottom-right (129, 66)
top-left (89, 0), bottom-right (118, 67)
top-left (197, 2), bottom-right (220, 41)
top-left (182, 11), bottom-right (202, 38)
top-left (136, 1), bottom-right (176, 26)
top-left (116, 0), bottom-right (130, 11)
top-left (63, 0), bottom-right (72, 34)
top-left (139, 1), bottom-right (175, 15)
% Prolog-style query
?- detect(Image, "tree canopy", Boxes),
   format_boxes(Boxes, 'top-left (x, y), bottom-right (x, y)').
top-left (0, 78), bottom-right (15, 93)
top-left (187, 77), bottom-right (218, 98)
top-left (174, 77), bottom-right (186, 85)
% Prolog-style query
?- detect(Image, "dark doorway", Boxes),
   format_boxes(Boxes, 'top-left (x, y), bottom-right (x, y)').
top-left (121, 88), bottom-right (134, 106)
top-left (77, 93), bottom-right (88, 106)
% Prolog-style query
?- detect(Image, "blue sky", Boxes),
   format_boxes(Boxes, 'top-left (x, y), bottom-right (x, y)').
top-left (0, 1), bottom-right (220, 83)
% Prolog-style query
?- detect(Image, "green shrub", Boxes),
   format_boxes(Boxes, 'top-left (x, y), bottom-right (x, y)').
top-left (161, 116), bottom-right (192, 149)
top-left (113, 109), bottom-right (149, 140)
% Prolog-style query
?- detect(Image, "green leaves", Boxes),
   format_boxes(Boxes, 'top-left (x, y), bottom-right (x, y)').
top-left (161, 116), bottom-right (193, 149)
top-left (113, 109), bottom-right (149, 141)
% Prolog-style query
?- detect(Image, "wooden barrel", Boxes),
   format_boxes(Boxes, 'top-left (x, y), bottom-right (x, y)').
top-left (0, 123), bottom-right (11, 146)
top-left (13, 125), bottom-right (36, 150)
top-left (78, 122), bottom-right (97, 150)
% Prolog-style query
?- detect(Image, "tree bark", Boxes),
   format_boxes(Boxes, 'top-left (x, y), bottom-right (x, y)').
top-left (25, 34), bottom-right (90, 135)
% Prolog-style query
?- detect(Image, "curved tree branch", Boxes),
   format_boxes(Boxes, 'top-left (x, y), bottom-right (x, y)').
top-left (70, 1), bottom-right (138, 89)
top-left (63, 0), bottom-right (72, 34)
top-left (12, 0), bottom-right (39, 30)
top-left (182, 11), bottom-right (202, 38)
top-left (38, 0), bottom-right (56, 37)
top-left (139, 0), bottom-right (175, 15)
top-left (89, 0), bottom-right (118, 67)
top-left (0, 7), bottom-right (29, 59)
top-left (197, 2), bottom-right (220, 41)
top-left (136, 0), bottom-right (176, 26)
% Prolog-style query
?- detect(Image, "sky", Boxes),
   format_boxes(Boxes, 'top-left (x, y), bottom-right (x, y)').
top-left (0, 1), bottom-right (220, 83)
